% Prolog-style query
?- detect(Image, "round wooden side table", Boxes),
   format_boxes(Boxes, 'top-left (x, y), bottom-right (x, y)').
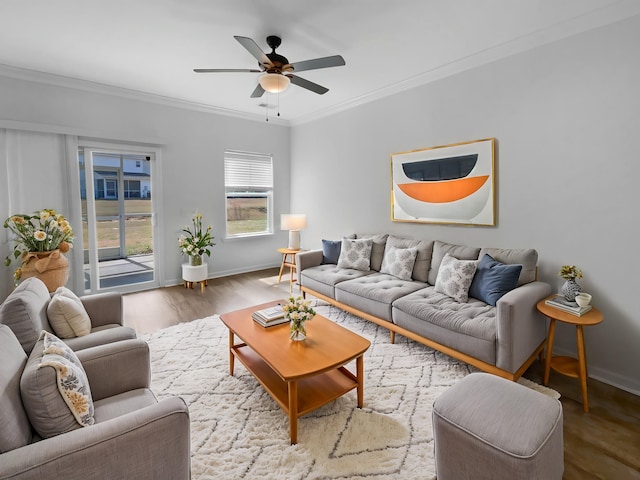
top-left (277, 248), bottom-right (300, 293)
top-left (536, 295), bottom-right (603, 412)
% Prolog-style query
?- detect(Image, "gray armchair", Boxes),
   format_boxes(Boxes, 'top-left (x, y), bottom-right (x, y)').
top-left (0, 324), bottom-right (190, 480)
top-left (0, 277), bottom-right (136, 355)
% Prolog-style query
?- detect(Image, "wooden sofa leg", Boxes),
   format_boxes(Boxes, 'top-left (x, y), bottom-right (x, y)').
top-left (390, 331), bottom-right (395, 344)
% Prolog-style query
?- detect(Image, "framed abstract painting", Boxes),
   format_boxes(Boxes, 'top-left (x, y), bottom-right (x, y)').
top-left (391, 138), bottom-right (495, 226)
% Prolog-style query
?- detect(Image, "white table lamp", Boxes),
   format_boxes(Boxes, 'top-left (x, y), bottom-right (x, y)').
top-left (281, 214), bottom-right (307, 250)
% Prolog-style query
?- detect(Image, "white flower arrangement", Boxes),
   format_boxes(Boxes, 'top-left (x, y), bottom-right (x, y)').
top-left (178, 212), bottom-right (215, 258)
top-left (282, 296), bottom-right (316, 323)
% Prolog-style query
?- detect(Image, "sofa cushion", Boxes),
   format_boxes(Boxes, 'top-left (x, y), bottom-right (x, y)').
top-left (435, 254), bottom-right (479, 303)
top-left (321, 239), bottom-right (342, 264)
top-left (478, 247), bottom-right (538, 286)
top-left (335, 273), bottom-right (427, 321)
top-left (21, 331), bottom-right (95, 439)
top-left (47, 287), bottom-right (92, 338)
top-left (0, 277), bottom-right (52, 354)
top-left (392, 286), bottom-right (497, 349)
top-left (300, 264), bottom-right (374, 299)
top-left (380, 246), bottom-right (419, 281)
top-left (355, 233), bottom-right (389, 271)
top-left (428, 241), bottom-right (480, 286)
top-left (337, 237), bottom-right (374, 271)
top-left (469, 254), bottom-right (522, 306)
top-left (0, 324), bottom-right (32, 453)
top-left (383, 235), bottom-right (434, 282)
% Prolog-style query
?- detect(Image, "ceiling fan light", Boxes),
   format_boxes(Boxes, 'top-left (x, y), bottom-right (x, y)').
top-left (258, 73), bottom-right (290, 93)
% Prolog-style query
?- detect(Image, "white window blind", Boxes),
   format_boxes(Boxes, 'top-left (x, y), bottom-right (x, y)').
top-left (224, 151), bottom-right (273, 189)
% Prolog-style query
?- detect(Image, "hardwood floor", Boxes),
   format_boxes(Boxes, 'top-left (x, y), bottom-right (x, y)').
top-left (123, 268), bottom-right (640, 480)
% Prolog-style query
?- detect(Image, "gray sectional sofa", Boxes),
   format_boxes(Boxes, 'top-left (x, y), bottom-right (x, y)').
top-left (298, 234), bottom-right (552, 380)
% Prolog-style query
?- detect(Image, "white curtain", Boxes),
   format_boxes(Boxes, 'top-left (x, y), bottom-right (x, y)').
top-left (0, 129), bottom-right (81, 297)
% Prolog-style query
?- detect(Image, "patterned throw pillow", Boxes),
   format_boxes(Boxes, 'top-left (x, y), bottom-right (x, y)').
top-left (39, 331), bottom-right (95, 427)
top-left (380, 246), bottom-right (419, 281)
top-left (337, 237), bottom-right (374, 271)
top-left (434, 253), bottom-right (479, 303)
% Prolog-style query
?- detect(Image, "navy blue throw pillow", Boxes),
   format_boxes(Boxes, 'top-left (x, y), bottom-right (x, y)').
top-left (322, 239), bottom-right (342, 264)
top-left (469, 254), bottom-right (522, 306)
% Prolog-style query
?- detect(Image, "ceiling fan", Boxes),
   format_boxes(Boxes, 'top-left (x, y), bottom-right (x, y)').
top-left (194, 35), bottom-right (345, 98)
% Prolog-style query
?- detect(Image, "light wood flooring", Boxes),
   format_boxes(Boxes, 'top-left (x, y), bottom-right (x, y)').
top-left (123, 268), bottom-right (640, 480)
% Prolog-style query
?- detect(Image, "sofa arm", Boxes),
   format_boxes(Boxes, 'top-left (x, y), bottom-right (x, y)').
top-left (0, 397), bottom-right (190, 480)
top-left (80, 292), bottom-right (123, 328)
top-left (495, 281), bottom-right (552, 373)
top-left (296, 249), bottom-right (324, 285)
top-left (75, 339), bottom-right (150, 401)
top-left (297, 249), bottom-right (323, 271)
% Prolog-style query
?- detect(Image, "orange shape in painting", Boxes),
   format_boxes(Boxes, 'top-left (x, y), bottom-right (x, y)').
top-left (398, 176), bottom-right (489, 203)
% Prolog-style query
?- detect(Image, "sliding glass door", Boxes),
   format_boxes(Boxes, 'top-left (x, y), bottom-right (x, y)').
top-left (79, 147), bottom-right (159, 293)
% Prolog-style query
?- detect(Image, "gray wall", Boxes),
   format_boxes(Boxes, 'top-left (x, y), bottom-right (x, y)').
top-left (290, 15), bottom-right (640, 394)
top-left (0, 75), bottom-right (291, 295)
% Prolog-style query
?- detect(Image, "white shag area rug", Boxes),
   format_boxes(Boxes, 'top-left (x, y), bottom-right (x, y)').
top-left (143, 304), bottom-right (559, 480)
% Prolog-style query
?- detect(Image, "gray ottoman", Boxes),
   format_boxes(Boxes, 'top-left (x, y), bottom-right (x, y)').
top-left (432, 373), bottom-right (563, 480)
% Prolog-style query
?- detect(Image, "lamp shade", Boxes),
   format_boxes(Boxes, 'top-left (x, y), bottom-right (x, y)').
top-left (281, 214), bottom-right (306, 250)
top-left (281, 214), bottom-right (306, 231)
top-left (258, 73), bottom-right (290, 93)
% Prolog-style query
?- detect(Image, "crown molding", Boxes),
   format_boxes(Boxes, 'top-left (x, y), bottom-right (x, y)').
top-left (0, 63), bottom-right (290, 127)
top-left (290, 1), bottom-right (640, 126)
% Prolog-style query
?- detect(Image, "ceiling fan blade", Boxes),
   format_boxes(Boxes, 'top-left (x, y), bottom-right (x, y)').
top-left (250, 83), bottom-right (265, 98)
top-left (290, 55), bottom-right (345, 73)
top-left (234, 36), bottom-right (272, 67)
top-left (287, 74), bottom-right (329, 95)
top-left (193, 68), bottom-right (262, 73)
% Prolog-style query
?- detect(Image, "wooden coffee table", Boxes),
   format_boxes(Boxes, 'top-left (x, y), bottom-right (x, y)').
top-left (220, 301), bottom-right (371, 444)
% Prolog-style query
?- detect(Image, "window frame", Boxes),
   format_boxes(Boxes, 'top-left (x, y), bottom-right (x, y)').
top-left (224, 150), bottom-right (274, 239)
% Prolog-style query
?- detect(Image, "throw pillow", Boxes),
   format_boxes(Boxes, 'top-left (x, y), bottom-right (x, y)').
top-left (321, 239), bottom-right (342, 264)
top-left (469, 254), bottom-right (523, 306)
top-left (40, 331), bottom-right (95, 427)
top-left (47, 287), bottom-right (91, 338)
top-left (355, 234), bottom-right (389, 271)
top-left (434, 253), bottom-right (479, 303)
top-left (337, 237), bottom-right (374, 271)
top-left (20, 331), bottom-right (95, 438)
top-left (478, 247), bottom-right (537, 286)
top-left (428, 240), bottom-right (480, 286)
top-left (380, 246), bottom-right (419, 281)
top-left (383, 235), bottom-right (434, 283)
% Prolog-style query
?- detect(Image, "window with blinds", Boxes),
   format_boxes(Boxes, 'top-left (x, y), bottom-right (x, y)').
top-left (224, 150), bottom-right (273, 237)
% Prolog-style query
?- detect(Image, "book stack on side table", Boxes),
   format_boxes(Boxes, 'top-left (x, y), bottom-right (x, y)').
top-left (544, 294), bottom-right (592, 316)
top-left (252, 304), bottom-right (288, 327)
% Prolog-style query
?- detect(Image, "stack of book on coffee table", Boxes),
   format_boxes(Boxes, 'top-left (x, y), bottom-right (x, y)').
top-left (252, 305), bottom-right (287, 327)
top-left (544, 294), bottom-right (592, 316)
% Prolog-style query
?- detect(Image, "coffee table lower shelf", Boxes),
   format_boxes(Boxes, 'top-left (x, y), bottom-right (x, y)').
top-left (232, 344), bottom-right (359, 441)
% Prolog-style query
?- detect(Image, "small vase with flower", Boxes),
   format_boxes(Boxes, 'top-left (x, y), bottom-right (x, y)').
top-left (559, 265), bottom-right (583, 301)
top-left (282, 296), bottom-right (316, 342)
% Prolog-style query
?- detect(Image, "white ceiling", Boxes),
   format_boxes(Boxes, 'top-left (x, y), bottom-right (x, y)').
top-left (1, 0), bottom-right (639, 124)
